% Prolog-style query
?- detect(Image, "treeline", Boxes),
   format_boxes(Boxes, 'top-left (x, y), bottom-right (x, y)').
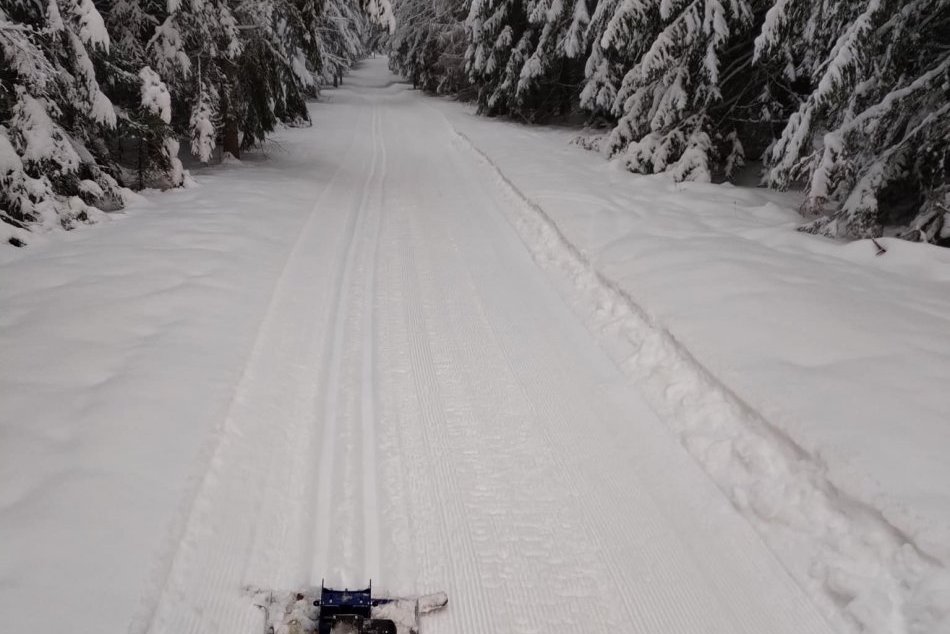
top-left (389, 0), bottom-right (950, 244)
top-left (1, 0), bottom-right (390, 247)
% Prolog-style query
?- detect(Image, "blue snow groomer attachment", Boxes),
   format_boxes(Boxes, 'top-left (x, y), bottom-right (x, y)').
top-left (253, 580), bottom-right (447, 634)
top-left (315, 582), bottom-right (393, 633)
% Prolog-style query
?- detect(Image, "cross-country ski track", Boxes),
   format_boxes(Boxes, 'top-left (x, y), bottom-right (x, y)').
top-left (132, 60), bottom-right (834, 634)
top-left (4, 58), bottom-right (875, 634)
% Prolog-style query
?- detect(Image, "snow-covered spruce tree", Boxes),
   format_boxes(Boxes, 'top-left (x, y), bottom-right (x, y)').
top-left (317, 0), bottom-right (368, 87)
top-left (586, 0), bottom-right (761, 182)
top-left (756, 0), bottom-right (950, 242)
top-left (509, 0), bottom-right (590, 116)
top-left (1, 0), bottom-right (128, 246)
top-left (466, 0), bottom-right (589, 119)
top-left (389, 0), bottom-right (469, 94)
top-left (464, 0), bottom-right (524, 115)
top-left (231, 0), bottom-right (313, 149)
top-left (365, 0), bottom-right (396, 33)
top-left (138, 0), bottom-right (246, 159)
top-left (101, 0), bottom-right (182, 188)
top-left (465, 0), bottom-right (592, 119)
top-left (124, 0), bottom-right (338, 162)
top-left (578, 0), bottom-right (624, 119)
top-left (207, 0), bottom-right (374, 155)
top-left (3, 0), bottom-right (374, 245)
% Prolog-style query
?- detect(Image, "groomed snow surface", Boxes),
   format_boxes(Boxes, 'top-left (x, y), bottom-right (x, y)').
top-left (1, 58), bottom-right (949, 634)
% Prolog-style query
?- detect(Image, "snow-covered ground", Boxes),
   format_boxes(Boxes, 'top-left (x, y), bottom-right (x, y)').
top-left (424, 95), bottom-right (950, 631)
top-left (1, 58), bottom-right (948, 634)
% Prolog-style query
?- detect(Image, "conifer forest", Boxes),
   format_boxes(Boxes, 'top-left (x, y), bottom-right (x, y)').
top-left (2, 0), bottom-right (948, 246)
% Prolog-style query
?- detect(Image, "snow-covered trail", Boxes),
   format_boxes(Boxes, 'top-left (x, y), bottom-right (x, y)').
top-left (1, 59), bottom-right (838, 633)
top-left (135, 60), bottom-right (835, 633)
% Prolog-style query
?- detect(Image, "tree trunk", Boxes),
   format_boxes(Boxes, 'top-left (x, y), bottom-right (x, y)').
top-left (137, 137), bottom-right (144, 189)
top-left (223, 119), bottom-right (240, 159)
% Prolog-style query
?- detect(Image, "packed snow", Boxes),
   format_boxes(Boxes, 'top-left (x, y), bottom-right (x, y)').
top-left (428, 97), bottom-right (950, 631)
top-left (1, 58), bottom-right (949, 634)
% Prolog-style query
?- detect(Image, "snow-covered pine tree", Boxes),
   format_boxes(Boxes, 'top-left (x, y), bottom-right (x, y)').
top-left (101, 0), bottom-right (181, 188)
top-left (578, 0), bottom-right (625, 118)
top-left (138, 0), bottom-right (243, 158)
top-left (465, 0), bottom-right (523, 114)
top-left (316, 0), bottom-right (368, 87)
top-left (365, 0), bottom-right (397, 34)
top-left (486, 22), bottom-right (535, 115)
top-left (389, 0), bottom-right (469, 94)
top-left (3, 0), bottom-right (375, 245)
top-left (511, 0), bottom-right (590, 117)
top-left (587, 0), bottom-right (759, 182)
top-left (756, 0), bottom-right (950, 242)
top-left (465, 0), bottom-right (590, 119)
top-left (1, 0), bottom-right (127, 245)
top-left (132, 0), bottom-right (329, 161)
top-left (224, 0), bottom-right (372, 153)
top-left (230, 0), bottom-right (309, 149)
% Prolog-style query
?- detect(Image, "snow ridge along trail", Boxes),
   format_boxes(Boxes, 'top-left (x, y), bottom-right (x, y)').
top-left (432, 108), bottom-right (950, 632)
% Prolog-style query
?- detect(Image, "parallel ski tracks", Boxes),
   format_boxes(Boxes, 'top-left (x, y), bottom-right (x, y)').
top-left (310, 102), bottom-right (387, 586)
top-left (359, 109), bottom-right (386, 582)
top-left (133, 100), bottom-right (371, 634)
top-left (136, 92), bottom-right (391, 634)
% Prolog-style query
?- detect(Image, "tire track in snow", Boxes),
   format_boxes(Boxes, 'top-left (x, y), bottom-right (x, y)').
top-left (244, 93), bottom-right (386, 596)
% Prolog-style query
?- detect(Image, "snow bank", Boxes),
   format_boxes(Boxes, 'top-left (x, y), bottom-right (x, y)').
top-left (0, 103), bottom-right (360, 633)
top-left (431, 101), bottom-right (950, 632)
